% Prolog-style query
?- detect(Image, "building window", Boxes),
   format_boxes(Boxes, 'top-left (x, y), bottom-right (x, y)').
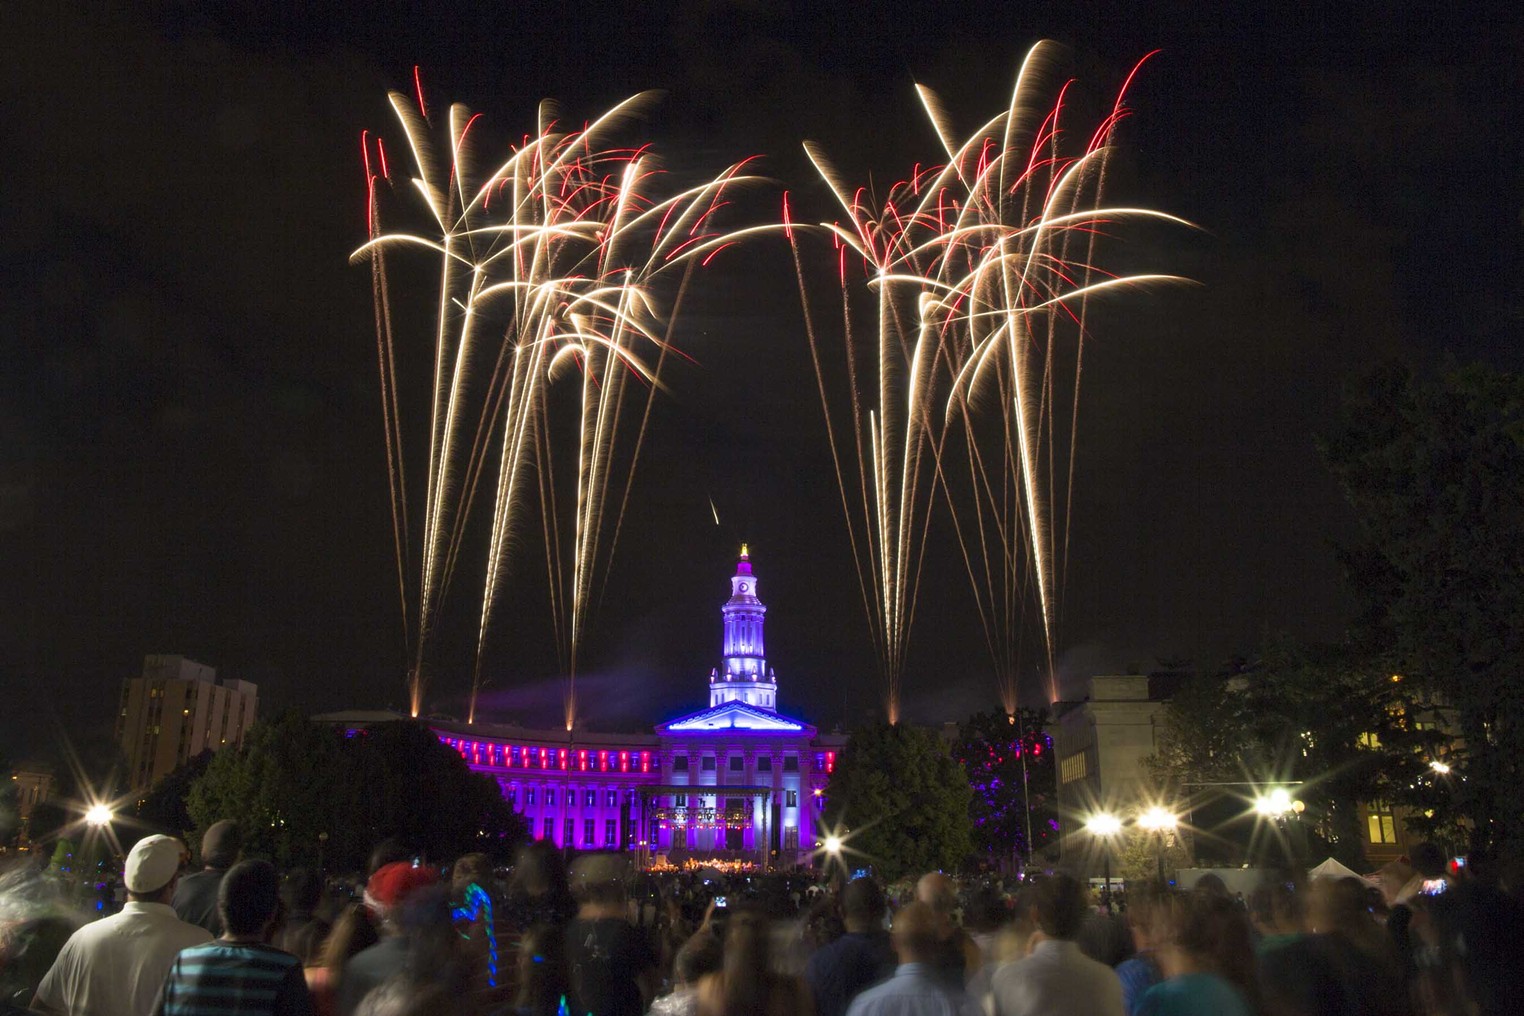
top-left (673, 826), bottom-right (687, 850)
top-left (1359, 732), bottom-right (1382, 749)
top-left (605, 819), bottom-right (617, 847)
top-left (729, 755), bottom-right (745, 772)
top-left (701, 756), bottom-right (716, 772)
top-left (564, 818), bottom-right (575, 845)
top-left (546, 789), bottom-right (556, 807)
top-left (1060, 753), bottom-right (1088, 785)
top-left (783, 826), bottom-right (799, 851)
top-left (675, 794), bottom-right (688, 807)
top-left (607, 790), bottom-right (618, 808)
top-left (585, 790), bottom-right (596, 808)
top-left (757, 755), bottom-right (772, 772)
top-left (674, 755), bottom-right (688, 771)
top-left (584, 819), bottom-right (595, 845)
top-left (783, 755), bottom-right (799, 773)
top-left (1368, 800), bottom-right (1399, 844)
top-left (786, 790), bottom-right (797, 808)
top-left (507, 788), bottom-right (518, 807)
top-left (542, 818), bottom-right (553, 840)
top-left (526, 788), bottom-right (537, 806)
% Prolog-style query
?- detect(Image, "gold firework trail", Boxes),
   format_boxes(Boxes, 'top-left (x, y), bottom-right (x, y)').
top-left (789, 42), bottom-right (1192, 721)
top-left (354, 83), bottom-right (759, 725)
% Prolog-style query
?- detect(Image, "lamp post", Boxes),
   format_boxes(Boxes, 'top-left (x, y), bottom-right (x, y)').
top-left (1253, 788), bottom-right (1305, 867)
top-left (1137, 806), bottom-right (1179, 885)
top-left (1084, 812), bottom-right (1123, 912)
top-left (317, 832), bottom-right (329, 875)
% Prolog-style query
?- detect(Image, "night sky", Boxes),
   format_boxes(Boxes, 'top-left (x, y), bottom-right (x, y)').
top-left (4, 2), bottom-right (1521, 764)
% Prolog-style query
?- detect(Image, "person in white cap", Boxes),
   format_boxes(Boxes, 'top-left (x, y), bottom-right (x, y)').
top-left (32, 834), bottom-right (213, 1016)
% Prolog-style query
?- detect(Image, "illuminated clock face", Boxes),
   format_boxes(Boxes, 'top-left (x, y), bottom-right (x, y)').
top-left (738, 582), bottom-right (748, 592)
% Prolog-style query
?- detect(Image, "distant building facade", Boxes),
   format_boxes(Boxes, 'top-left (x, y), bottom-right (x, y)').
top-left (117, 655), bottom-right (258, 792)
top-left (1054, 674), bottom-right (1172, 873)
top-left (430, 548), bottom-right (847, 868)
top-left (1056, 672), bottom-right (1446, 874)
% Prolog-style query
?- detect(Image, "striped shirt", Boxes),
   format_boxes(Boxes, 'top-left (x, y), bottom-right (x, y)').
top-left (154, 941), bottom-right (313, 1016)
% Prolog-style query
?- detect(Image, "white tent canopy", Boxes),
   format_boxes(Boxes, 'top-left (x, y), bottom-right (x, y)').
top-left (1308, 856), bottom-right (1376, 885)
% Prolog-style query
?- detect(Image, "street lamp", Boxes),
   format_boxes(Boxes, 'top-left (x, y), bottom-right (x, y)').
top-left (1429, 760), bottom-right (1451, 775)
top-left (1137, 807), bottom-right (1179, 885)
top-left (1253, 788), bottom-right (1305, 866)
top-left (1084, 812), bottom-right (1123, 911)
top-left (84, 804), bottom-right (113, 828)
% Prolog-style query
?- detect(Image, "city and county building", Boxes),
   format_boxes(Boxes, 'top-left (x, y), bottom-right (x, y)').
top-left (116, 655), bottom-right (258, 793)
top-left (415, 548), bottom-right (845, 868)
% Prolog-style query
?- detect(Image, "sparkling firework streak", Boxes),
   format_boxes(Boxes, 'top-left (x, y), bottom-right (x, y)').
top-left (353, 86), bottom-right (759, 726)
top-left (788, 42), bottom-right (1191, 721)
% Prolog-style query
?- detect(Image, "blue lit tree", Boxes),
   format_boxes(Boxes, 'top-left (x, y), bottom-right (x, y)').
top-left (951, 709), bottom-right (1057, 867)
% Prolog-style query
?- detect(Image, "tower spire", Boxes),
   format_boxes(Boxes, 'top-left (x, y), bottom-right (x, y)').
top-left (709, 546), bottom-right (777, 710)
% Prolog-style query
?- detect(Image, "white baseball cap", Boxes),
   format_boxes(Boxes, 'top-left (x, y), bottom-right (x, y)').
top-left (125, 835), bottom-right (187, 894)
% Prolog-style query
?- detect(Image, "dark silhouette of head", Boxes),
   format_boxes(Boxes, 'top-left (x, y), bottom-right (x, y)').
top-left (1033, 874), bottom-right (1089, 940)
top-left (842, 877), bottom-right (888, 932)
top-left (220, 859), bottom-right (281, 938)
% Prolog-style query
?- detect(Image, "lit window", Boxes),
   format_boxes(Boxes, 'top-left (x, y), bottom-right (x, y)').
top-left (542, 818), bottom-right (553, 840)
top-left (584, 819), bottom-right (595, 845)
top-left (526, 788), bottom-right (537, 806)
top-left (605, 819), bottom-right (617, 847)
top-left (786, 790), bottom-right (797, 808)
top-left (1061, 753), bottom-right (1088, 785)
top-left (1358, 732), bottom-right (1382, 750)
top-left (1368, 800), bottom-right (1399, 844)
top-left (546, 789), bottom-right (556, 807)
top-left (607, 791), bottom-right (618, 808)
top-left (585, 790), bottom-right (596, 808)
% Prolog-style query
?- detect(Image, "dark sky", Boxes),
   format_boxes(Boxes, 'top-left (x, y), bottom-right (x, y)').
top-left (3, 1), bottom-right (1521, 764)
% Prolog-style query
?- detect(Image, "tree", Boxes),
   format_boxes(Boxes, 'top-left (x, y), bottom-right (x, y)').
top-left (137, 751), bottom-right (214, 841)
top-left (824, 722), bottom-right (973, 881)
top-left (188, 710), bottom-right (345, 868)
top-left (1323, 362), bottom-right (1524, 854)
top-left (336, 722), bottom-right (527, 872)
top-left (949, 709), bottom-right (1056, 865)
top-left (1238, 639), bottom-right (1434, 868)
top-left (188, 711), bottom-right (528, 871)
top-left (1145, 646), bottom-right (1435, 868)
top-left (1145, 666), bottom-right (1254, 787)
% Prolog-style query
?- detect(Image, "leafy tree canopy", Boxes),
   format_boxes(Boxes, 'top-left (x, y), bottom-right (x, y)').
top-left (188, 711), bottom-right (527, 871)
top-left (824, 722), bottom-right (972, 881)
top-left (1145, 643), bottom-right (1441, 868)
top-left (1323, 362), bottom-right (1524, 853)
top-left (949, 709), bottom-right (1056, 863)
top-left (136, 750), bottom-right (215, 843)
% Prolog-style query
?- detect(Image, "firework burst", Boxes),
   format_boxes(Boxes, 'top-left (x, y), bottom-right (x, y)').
top-left (353, 83), bottom-right (759, 726)
top-left (789, 42), bottom-right (1191, 721)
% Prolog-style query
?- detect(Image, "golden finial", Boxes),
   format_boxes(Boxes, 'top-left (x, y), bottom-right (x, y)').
top-left (740, 542), bottom-right (749, 559)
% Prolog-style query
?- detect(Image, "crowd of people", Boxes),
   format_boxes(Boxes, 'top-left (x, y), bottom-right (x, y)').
top-left (2, 822), bottom-right (1521, 1016)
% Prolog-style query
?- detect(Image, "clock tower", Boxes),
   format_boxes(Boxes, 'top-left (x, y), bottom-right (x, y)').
top-left (710, 545), bottom-right (778, 710)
